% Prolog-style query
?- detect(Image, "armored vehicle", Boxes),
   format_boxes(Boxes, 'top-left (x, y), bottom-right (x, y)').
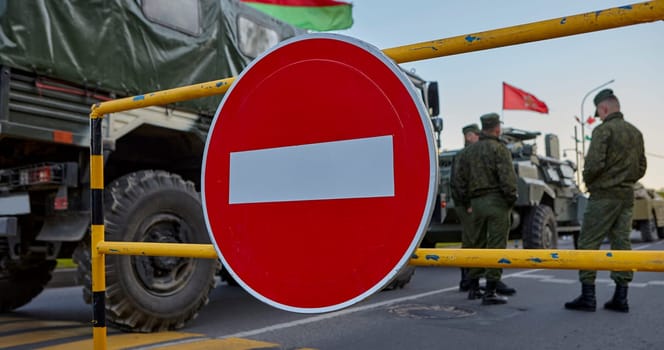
top-left (424, 127), bottom-right (587, 249)
top-left (633, 182), bottom-right (664, 242)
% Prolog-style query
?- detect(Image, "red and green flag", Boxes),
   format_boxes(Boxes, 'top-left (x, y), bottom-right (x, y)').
top-left (241, 0), bottom-right (353, 31)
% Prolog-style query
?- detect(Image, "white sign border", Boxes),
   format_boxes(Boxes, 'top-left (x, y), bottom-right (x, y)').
top-left (202, 33), bottom-right (438, 314)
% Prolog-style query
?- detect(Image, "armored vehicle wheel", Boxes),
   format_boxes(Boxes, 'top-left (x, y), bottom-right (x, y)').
top-left (219, 265), bottom-right (239, 286)
top-left (382, 266), bottom-right (416, 291)
top-left (418, 237), bottom-right (436, 248)
top-left (522, 205), bottom-right (558, 249)
top-left (572, 231), bottom-right (580, 249)
top-left (75, 171), bottom-right (217, 332)
top-left (0, 255), bottom-right (56, 312)
top-left (638, 217), bottom-right (657, 242)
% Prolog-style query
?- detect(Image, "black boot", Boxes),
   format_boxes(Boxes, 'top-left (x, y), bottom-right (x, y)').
top-left (459, 268), bottom-right (470, 292)
top-left (467, 279), bottom-right (484, 300)
top-left (604, 285), bottom-right (629, 313)
top-left (482, 281), bottom-right (508, 305)
top-left (564, 284), bottom-right (596, 312)
top-left (496, 280), bottom-right (516, 296)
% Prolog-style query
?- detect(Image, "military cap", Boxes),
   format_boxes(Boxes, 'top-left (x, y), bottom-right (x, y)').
top-left (480, 113), bottom-right (502, 130)
top-left (462, 123), bottom-right (481, 135)
top-left (593, 88), bottom-right (616, 117)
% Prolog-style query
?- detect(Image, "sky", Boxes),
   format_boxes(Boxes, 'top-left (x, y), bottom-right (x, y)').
top-left (330, 0), bottom-right (664, 190)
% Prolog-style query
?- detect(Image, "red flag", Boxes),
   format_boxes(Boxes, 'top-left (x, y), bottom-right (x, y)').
top-left (502, 82), bottom-right (549, 114)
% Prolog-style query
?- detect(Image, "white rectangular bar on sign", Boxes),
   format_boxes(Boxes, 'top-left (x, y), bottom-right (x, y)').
top-left (229, 135), bottom-right (394, 204)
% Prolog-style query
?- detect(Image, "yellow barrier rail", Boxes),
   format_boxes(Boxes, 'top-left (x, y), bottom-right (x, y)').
top-left (97, 241), bottom-right (218, 259)
top-left (412, 249), bottom-right (664, 272)
top-left (96, 242), bottom-right (664, 272)
top-left (89, 1), bottom-right (664, 348)
top-left (383, 0), bottom-right (664, 63)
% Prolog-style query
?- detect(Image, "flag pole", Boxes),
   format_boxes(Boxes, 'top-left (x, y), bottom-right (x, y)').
top-left (501, 109), bottom-right (505, 128)
top-left (500, 82), bottom-right (505, 128)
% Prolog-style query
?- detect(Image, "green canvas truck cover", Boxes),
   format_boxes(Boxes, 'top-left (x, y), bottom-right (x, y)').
top-left (0, 0), bottom-right (303, 115)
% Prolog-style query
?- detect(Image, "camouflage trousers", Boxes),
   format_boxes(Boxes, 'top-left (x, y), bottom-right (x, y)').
top-left (457, 206), bottom-right (474, 249)
top-left (468, 193), bottom-right (511, 282)
top-left (578, 195), bottom-right (634, 286)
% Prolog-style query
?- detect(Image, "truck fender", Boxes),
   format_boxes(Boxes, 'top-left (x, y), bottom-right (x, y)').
top-left (35, 212), bottom-right (90, 242)
top-left (517, 177), bottom-right (555, 206)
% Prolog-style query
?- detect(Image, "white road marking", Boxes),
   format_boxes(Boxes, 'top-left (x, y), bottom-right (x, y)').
top-left (541, 278), bottom-right (577, 284)
top-left (229, 135), bottom-right (394, 204)
top-left (509, 274), bottom-right (555, 279)
top-left (511, 275), bottom-right (663, 287)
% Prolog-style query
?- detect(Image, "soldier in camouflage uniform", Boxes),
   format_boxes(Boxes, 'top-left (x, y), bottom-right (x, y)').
top-left (456, 113), bottom-right (518, 305)
top-left (565, 89), bottom-right (646, 313)
top-left (452, 124), bottom-right (517, 296)
top-left (451, 123), bottom-right (480, 292)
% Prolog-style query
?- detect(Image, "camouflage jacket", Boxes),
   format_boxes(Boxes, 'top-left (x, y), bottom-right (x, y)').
top-left (583, 112), bottom-right (646, 196)
top-left (450, 146), bottom-right (468, 208)
top-left (455, 134), bottom-right (518, 207)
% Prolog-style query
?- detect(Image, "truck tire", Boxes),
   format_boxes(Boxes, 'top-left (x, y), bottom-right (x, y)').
top-left (382, 266), bottom-right (416, 291)
top-left (572, 231), bottom-right (580, 249)
top-left (0, 256), bottom-right (56, 312)
top-left (72, 238), bottom-right (93, 304)
top-left (638, 217), bottom-right (657, 242)
top-left (522, 205), bottom-right (558, 249)
top-left (75, 170), bottom-right (217, 332)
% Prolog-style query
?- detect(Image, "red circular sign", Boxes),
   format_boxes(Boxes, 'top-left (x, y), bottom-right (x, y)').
top-left (202, 34), bottom-right (436, 313)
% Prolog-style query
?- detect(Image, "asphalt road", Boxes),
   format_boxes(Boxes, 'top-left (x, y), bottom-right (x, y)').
top-left (5, 234), bottom-right (664, 350)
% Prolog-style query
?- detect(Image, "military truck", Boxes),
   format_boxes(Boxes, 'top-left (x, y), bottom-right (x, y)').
top-left (633, 182), bottom-right (664, 242)
top-left (0, 0), bottom-right (303, 332)
top-left (424, 127), bottom-right (587, 249)
top-left (0, 0), bottom-right (441, 332)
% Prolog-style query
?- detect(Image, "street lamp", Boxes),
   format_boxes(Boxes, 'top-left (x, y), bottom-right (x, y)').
top-left (563, 148), bottom-right (582, 159)
top-left (564, 126), bottom-right (582, 186)
top-left (579, 79), bottom-right (615, 156)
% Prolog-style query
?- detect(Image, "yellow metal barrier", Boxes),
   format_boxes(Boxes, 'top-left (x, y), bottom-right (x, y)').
top-left (383, 0), bottom-right (664, 63)
top-left (413, 249), bottom-right (664, 272)
top-left (96, 242), bottom-right (218, 259)
top-left (95, 243), bottom-right (664, 273)
top-left (89, 1), bottom-right (664, 349)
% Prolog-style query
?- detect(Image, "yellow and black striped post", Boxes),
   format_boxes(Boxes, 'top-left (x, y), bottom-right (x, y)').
top-left (89, 114), bottom-right (107, 349)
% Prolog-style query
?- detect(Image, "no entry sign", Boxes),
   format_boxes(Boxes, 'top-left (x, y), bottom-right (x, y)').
top-left (202, 34), bottom-right (437, 313)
